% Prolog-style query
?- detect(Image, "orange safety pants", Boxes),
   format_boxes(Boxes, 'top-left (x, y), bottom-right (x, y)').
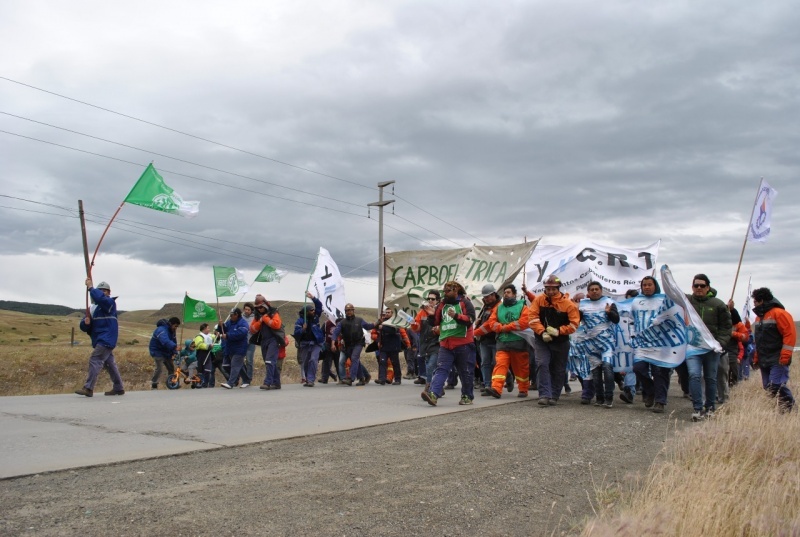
top-left (492, 349), bottom-right (530, 395)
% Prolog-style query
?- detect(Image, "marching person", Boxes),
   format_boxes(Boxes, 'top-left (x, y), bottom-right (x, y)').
top-left (251, 299), bottom-right (284, 390)
top-left (331, 304), bottom-right (376, 386)
top-left (372, 309), bottom-right (411, 385)
top-left (293, 291), bottom-right (325, 387)
top-left (484, 284), bottom-right (531, 399)
top-left (75, 278), bottom-right (125, 397)
top-left (220, 308), bottom-right (252, 389)
top-left (421, 281), bottom-right (477, 406)
top-left (149, 316), bottom-right (181, 390)
top-left (529, 275), bottom-right (580, 406)
top-left (751, 287), bottom-right (796, 412)
top-left (473, 284), bottom-right (500, 395)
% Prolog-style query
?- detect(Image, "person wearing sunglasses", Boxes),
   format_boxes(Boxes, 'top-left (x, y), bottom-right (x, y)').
top-left (685, 274), bottom-right (732, 420)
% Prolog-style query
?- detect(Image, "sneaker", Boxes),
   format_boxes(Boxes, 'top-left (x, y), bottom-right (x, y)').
top-left (517, 392), bottom-right (528, 398)
top-left (580, 398), bottom-right (590, 405)
top-left (240, 383), bottom-right (250, 389)
top-left (221, 383), bottom-right (232, 389)
top-left (538, 397), bottom-right (550, 406)
top-left (547, 398), bottom-right (558, 406)
top-left (421, 391), bottom-right (438, 406)
top-left (594, 400), bottom-right (605, 407)
top-left (619, 391), bottom-right (634, 404)
top-left (75, 387), bottom-right (93, 397)
top-left (691, 411), bottom-right (704, 422)
top-left (604, 401), bottom-right (613, 408)
top-left (104, 389), bottom-right (125, 396)
top-left (705, 407), bottom-right (716, 418)
top-left (259, 385), bottom-right (272, 390)
top-left (486, 387), bottom-right (501, 399)
top-left (458, 395), bottom-right (473, 405)
top-left (652, 402), bottom-right (665, 413)
top-left (303, 382), bottom-right (315, 387)
top-left (644, 396), bottom-right (655, 408)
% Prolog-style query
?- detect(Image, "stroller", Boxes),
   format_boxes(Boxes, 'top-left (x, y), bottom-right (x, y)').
top-left (166, 353), bottom-right (202, 389)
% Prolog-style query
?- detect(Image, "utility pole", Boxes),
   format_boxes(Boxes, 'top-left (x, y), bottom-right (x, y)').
top-left (368, 181), bottom-right (395, 310)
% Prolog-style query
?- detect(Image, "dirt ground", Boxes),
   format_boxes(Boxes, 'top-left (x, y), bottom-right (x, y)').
top-left (0, 385), bottom-right (690, 537)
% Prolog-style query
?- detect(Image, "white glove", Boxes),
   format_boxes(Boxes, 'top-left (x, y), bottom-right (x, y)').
top-left (542, 333), bottom-right (553, 343)
top-left (546, 326), bottom-right (559, 337)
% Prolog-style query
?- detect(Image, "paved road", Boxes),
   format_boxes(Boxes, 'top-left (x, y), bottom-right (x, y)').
top-left (0, 382), bottom-right (520, 479)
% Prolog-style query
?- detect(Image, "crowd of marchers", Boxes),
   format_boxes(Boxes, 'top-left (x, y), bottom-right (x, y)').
top-left (75, 274), bottom-right (796, 418)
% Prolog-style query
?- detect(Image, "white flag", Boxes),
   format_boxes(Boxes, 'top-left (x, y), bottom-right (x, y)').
top-left (309, 248), bottom-right (346, 320)
top-left (747, 179), bottom-right (778, 243)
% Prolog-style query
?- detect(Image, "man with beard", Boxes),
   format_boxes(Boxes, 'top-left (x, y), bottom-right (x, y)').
top-left (421, 281), bottom-right (477, 406)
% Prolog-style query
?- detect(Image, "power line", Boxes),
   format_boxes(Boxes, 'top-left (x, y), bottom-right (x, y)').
top-left (0, 110), bottom-right (365, 209)
top-left (1, 76), bottom-right (490, 245)
top-left (1, 76), bottom-right (376, 191)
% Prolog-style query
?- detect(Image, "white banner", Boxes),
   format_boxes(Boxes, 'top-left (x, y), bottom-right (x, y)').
top-left (384, 240), bottom-right (539, 327)
top-left (747, 179), bottom-right (778, 243)
top-left (525, 241), bottom-right (660, 298)
top-left (308, 247), bottom-right (347, 321)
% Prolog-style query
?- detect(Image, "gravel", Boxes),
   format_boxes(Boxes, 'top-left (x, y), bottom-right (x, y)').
top-left (0, 387), bottom-right (691, 537)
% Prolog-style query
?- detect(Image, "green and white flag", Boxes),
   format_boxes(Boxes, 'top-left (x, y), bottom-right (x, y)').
top-left (183, 295), bottom-right (218, 323)
top-left (213, 266), bottom-right (249, 297)
top-left (254, 264), bottom-right (287, 283)
top-left (124, 164), bottom-right (200, 218)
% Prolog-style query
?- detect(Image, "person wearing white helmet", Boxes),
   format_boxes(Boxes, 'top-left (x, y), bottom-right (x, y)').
top-left (75, 278), bottom-right (125, 397)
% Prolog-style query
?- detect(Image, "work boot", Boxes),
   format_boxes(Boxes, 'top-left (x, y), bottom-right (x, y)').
top-left (75, 387), bottom-right (93, 397)
top-left (505, 373), bottom-right (514, 393)
top-left (104, 389), bottom-right (125, 396)
top-left (538, 397), bottom-right (550, 406)
top-left (485, 387), bottom-right (501, 399)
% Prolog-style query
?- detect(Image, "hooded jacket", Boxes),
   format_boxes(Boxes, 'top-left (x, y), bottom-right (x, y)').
top-left (149, 319), bottom-right (178, 359)
top-left (79, 287), bottom-right (119, 349)
top-left (686, 287), bottom-right (732, 349)
top-left (753, 298), bottom-right (796, 368)
top-left (293, 296), bottom-right (325, 345)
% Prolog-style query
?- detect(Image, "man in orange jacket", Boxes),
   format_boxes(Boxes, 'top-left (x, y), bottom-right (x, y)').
top-left (751, 287), bottom-right (796, 412)
top-left (483, 284), bottom-right (531, 399)
top-left (528, 275), bottom-right (580, 406)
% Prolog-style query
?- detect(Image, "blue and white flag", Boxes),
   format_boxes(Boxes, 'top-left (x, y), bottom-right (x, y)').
top-left (747, 179), bottom-right (778, 243)
top-left (309, 247), bottom-right (346, 321)
top-left (660, 265), bottom-right (723, 358)
top-left (613, 298), bottom-right (636, 373)
top-left (629, 292), bottom-right (687, 368)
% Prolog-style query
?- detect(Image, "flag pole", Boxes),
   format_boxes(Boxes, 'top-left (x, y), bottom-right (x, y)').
top-left (180, 292), bottom-right (187, 344)
top-left (78, 200), bottom-right (92, 316)
top-left (730, 179), bottom-right (762, 302)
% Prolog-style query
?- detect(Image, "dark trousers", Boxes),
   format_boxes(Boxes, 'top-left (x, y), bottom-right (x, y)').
top-left (633, 361), bottom-right (671, 405)
top-left (379, 350), bottom-right (402, 382)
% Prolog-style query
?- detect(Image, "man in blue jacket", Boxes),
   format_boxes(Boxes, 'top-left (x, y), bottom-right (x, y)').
top-left (76, 278), bottom-right (125, 397)
top-left (294, 291), bottom-right (325, 387)
top-left (220, 307), bottom-right (252, 389)
top-left (149, 316), bottom-right (181, 389)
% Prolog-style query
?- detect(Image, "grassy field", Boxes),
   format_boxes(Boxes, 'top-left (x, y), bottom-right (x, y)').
top-left (582, 361), bottom-right (800, 536)
top-left (0, 302), bottom-right (381, 396)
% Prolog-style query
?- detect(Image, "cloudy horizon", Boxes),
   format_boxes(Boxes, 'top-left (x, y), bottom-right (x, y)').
top-left (1, 0), bottom-right (798, 314)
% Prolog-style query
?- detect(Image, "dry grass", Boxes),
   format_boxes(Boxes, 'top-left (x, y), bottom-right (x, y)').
top-left (583, 361), bottom-right (800, 537)
top-left (0, 303), bottom-right (386, 395)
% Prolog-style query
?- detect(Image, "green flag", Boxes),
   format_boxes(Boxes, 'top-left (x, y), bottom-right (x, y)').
top-left (124, 164), bottom-right (200, 218)
top-left (254, 264), bottom-right (287, 283)
top-left (213, 266), bottom-right (249, 297)
top-left (183, 295), bottom-right (218, 323)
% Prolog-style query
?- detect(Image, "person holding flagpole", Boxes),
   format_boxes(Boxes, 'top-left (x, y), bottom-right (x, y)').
top-left (75, 278), bottom-right (125, 397)
top-left (294, 291), bottom-right (325, 387)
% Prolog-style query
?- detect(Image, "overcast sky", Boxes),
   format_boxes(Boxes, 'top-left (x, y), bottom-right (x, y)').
top-left (1, 0), bottom-right (798, 315)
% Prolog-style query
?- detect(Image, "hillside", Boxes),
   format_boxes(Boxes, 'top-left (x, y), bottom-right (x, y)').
top-left (0, 300), bottom-right (84, 316)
